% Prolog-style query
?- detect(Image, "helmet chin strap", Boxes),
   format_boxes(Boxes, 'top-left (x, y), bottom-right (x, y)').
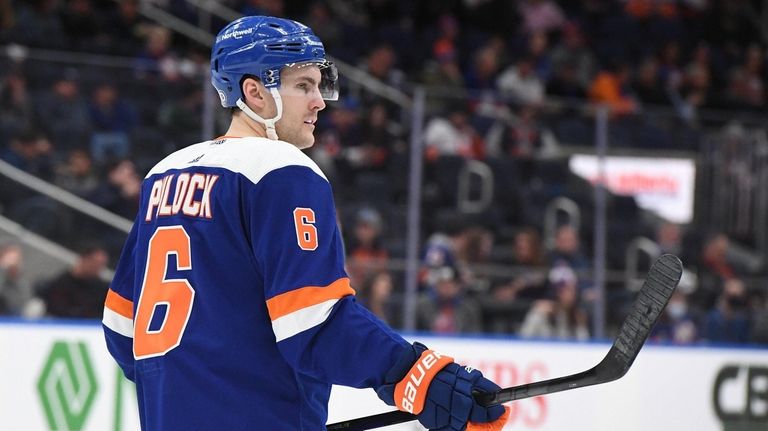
top-left (236, 88), bottom-right (283, 140)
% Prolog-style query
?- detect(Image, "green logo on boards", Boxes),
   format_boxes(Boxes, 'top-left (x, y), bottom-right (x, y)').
top-left (37, 341), bottom-right (99, 431)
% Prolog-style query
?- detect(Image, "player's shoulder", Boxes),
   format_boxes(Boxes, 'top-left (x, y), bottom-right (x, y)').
top-left (145, 137), bottom-right (327, 185)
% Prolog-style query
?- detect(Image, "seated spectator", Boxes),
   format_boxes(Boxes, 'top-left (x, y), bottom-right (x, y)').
top-left (9, 0), bottom-right (66, 49)
top-left (588, 62), bottom-right (639, 116)
top-left (421, 39), bottom-right (466, 114)
top-left (417, 265), bottom-right (482, 334)
top-left (655, 221), bottom-right (679, 253)
top-left (358, 102), bottom-right (399, 171)
top-left (350, 44), bottom-right (404, 105)
top-left (0, 68), bottom-right (33, 137)
top-left (158, 84), bottom-right (204, 151)
top-left (676, 63), bottom-right (716, 121)
top-left (335, 102), bottom-right (397, 180)
top-left (650, 290), bottom-right (697, 344)
top-left (519, 264), bottom-right (589, 340)
top-left (424, 103), bottom-right (482, 160)
top-left (54, 148), bottom-right (99, 197)
top-left (526, 31), bottom-right (553, 82)
top-left (0, 243), bottom-right (30, 316)
top-left (103, 0), bottom-right (148, 56)
top-left (133, 25), bottom-right (178, 81)
top-left (495, 105), bottom-right (544, 158)
top-left (34, 68), bottom-right (91, 151)
top-left (656, 41), bottom-right (683, 91)
top-left (345, 207), bottom-right (389, 287)
top-left (0, 0), bottom-right (14, 42)
top-left (694, 232), bottom-right (736, 311)
top-left (464, 43), bottom-right (501, 90)
top-left (88, 82), bottom-right (138, 164)
top-left (358, 270), bottom-right (397, 326)
top-left (301, 2), bottom-right (342, 56)
top-left (496, 227), bottom-right (548, 300)
top-left (59, 0), bottom-right (102, 52)
top-left (88, 158), bottom-right (141, 219)
top-left (420, 232), bottom-right (460, 287)
top-left (313, 97), bottom-right (361, 183)
top-left (633, 57), bottom-right (669, 106)
top-left (37, 244), bottom-right (109, 319)
top-left (452, 225), bottom-right (494, 292)
top-left (701, 278), bottom-right (750, 344)
top-left (496, 56), bottom-right (545, 105)
top-left (724, 43), bottom-right (765, 110)
top-left (0, 129), bottom-right (55, 214)
top-left (548, 225), bottom-right (589, 280)
top-left (0, 128), bottom-right (54, 180)
top-left (550, 21), bottom-right (595, 90)
top-left (484, 227), bottom-right (548, 333)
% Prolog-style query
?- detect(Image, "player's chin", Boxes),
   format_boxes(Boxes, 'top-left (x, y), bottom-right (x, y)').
top-left (296, 133), bottom-right (316, 149)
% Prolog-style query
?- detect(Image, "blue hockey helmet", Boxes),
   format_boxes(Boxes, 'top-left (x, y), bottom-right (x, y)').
top-left (211, 15), bottom-right (339, 108)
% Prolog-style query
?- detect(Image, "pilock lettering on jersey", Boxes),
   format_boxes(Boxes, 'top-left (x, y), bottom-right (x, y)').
top-left (145, 172), bottom-right (219, 222)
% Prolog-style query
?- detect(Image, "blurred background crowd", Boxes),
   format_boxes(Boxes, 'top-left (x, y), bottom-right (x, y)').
top-left (1, 0), bottom-right (767, 346)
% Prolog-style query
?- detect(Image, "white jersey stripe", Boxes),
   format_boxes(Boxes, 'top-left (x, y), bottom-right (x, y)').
top-left (145, 137), bottom-right (327, 185)
top-left (103, 307), bottom-right (134, 338)
top-left (271, 298), bottom-right (339, 342)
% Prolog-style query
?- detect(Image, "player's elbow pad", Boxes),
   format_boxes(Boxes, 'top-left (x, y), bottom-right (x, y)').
top-left (375, 342), bottom-right (506, 430)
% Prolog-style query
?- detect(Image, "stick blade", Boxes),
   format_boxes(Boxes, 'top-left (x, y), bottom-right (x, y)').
top-left (599, 254), bottom-right (683, 379)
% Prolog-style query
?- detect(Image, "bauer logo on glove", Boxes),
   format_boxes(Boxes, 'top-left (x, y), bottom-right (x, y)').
top-left (394, 350), bottom-right (453, 413)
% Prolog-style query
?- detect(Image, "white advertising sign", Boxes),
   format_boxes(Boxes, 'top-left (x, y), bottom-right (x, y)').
top-left (1, 322), bottom-right (766, 430)
top-left (0, 320), bottom-right (140, 431)
top-left (569, 155), bottom-right (696, 224)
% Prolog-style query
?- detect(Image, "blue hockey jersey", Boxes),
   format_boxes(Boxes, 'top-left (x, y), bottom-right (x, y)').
top-left (102, 137), bottom-right (410, 430)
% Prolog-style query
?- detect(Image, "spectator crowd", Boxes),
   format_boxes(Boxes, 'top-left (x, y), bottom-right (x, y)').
top-left (0, 0), bottom-right (767, 346)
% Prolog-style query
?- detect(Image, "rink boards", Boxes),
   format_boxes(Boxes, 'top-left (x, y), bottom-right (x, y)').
top-left (0, 319), bottom-right (766, 430)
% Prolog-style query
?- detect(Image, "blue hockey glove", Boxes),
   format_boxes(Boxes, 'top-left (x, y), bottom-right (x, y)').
top-left (375, 343), bottom-right (506, 430)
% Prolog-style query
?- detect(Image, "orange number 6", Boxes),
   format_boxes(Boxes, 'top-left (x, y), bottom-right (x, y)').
top-left (293, 207), bottom-right (318, 251)
top-left (134, 226), bottom-right (195, 359)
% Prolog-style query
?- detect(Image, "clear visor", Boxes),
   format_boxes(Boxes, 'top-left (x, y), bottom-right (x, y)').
top-left (286, 59), bottom-right (339, 101)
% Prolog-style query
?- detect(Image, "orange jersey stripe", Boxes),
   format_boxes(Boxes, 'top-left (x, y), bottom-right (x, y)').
top-left (105, 289), bottom-right (134, 319)
top-left (266, 278), bottom-right (355, 321)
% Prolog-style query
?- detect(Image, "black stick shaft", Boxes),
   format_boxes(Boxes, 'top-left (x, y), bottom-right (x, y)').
top-left (327, 368), bottom-right (598, 430)
top-left (327, 254), bottom-right (682, 431)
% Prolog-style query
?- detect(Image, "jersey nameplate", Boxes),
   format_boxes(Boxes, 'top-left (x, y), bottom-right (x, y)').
top-left (145, 172), bottom-right (219, 222)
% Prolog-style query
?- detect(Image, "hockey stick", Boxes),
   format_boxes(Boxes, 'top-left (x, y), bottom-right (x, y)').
top-left (327, 254), bottom-right (683, 430)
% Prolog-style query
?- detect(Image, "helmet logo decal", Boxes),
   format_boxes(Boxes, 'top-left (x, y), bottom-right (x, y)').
top-left (217, 27), bottom-right (254, 42)
top-left (217, 90), bottom-right (227, 106)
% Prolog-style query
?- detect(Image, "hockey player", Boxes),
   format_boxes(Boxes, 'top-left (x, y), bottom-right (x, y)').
top-left (102, 15), bottom-right (510, 430)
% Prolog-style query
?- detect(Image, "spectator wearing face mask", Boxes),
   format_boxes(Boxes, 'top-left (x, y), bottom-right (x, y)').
top-left (701, 278), bottom-right (750, 344)
top-left (650, 290), bottom-right (697, 344)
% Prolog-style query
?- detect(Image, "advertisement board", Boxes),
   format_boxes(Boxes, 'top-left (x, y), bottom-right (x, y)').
top-left (568, 155), bottom-right (696, 224)
top-left (1, 321), bottom-right (766, 430)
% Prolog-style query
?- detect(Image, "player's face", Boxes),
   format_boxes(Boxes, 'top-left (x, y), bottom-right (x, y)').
top-left (276, 65), bottom-right (326, 149)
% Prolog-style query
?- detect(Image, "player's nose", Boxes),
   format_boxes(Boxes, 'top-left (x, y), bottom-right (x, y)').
top-left (311, 92), bottom-right (326, 111)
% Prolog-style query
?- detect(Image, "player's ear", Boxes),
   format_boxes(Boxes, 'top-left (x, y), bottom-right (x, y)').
top-left (241, 77), bottom-right (266, 109)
